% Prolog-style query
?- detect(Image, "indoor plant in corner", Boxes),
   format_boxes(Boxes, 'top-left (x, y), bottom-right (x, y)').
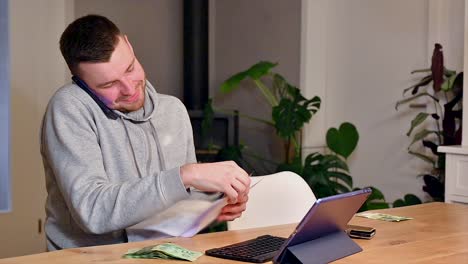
top-left (396, 43), bottom-right (463, 202)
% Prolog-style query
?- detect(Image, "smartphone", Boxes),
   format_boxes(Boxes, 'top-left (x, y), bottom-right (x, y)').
top-left (71, 76), bottom-right (119, 120)
top-left (346, 225), bottom-right (376, 239)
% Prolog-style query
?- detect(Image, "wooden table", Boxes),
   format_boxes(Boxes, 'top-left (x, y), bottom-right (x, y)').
top-left (1, 202), bottom-right (468, 263)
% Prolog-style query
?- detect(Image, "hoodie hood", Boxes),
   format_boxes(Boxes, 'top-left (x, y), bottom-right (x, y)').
top-left (114, 80), bottom-right (158, 122)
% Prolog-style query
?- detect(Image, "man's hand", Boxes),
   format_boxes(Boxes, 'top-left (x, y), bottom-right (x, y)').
top-left (180, 161), bottom-right (251, 204)
top-left (217, 192), bottom-right (249, 222)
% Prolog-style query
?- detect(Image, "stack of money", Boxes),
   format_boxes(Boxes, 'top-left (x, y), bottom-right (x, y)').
top-left (356, 212), bottom-right (413, 222)
top-left (123, 243), bottom-right (203, 261)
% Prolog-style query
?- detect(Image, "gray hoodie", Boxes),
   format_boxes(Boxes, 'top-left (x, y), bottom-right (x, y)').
top-left (41, 81), bottom-right (199, 249)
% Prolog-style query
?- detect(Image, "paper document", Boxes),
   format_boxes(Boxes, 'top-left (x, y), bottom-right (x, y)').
top-left (127, 177), bottom-right (263, 238)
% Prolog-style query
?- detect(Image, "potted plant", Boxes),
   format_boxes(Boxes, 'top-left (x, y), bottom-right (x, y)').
top-left (395, 43), bottom-right (463, 202)
top-left (204, 61), bottom-right (389, 210)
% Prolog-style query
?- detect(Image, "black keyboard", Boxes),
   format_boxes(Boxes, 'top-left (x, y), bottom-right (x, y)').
top-left (205, 235), bottom-right (287, 263)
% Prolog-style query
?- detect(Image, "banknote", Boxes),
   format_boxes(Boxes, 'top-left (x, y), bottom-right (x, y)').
top-left (123, 243), bottom-right (202, 261)
top-left (356, 212), bottom-right (413, 222)
top-left (154, 243), bottom-right (203, 261)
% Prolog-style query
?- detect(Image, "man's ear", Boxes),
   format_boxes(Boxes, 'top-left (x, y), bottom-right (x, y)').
top-left (123, 35), bottom-right (134, 53)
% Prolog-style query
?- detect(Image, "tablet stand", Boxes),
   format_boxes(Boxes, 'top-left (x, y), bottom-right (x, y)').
top-left (277, 231), bottom-right (362, 264)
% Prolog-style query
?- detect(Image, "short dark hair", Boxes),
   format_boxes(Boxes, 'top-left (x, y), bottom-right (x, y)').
top-left (60, 14), bottom-right (121, 74)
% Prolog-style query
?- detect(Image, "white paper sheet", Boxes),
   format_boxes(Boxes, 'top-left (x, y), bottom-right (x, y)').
top-left (126, 177), bottom-right (263, 239)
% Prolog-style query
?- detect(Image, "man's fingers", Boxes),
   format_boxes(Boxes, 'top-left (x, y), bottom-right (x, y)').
top-left (222, 201), bottom-right (247, 214)
top-left (224, 186), bottom-right (238, 204)
top-left (230, 178), bottom-right (248, 194)
top-left (238, 193), bottom-right (249, 203)
top-left (235, 170), bottom-right (251, 188)
top-left (217, 212), bottom-right (242, 222)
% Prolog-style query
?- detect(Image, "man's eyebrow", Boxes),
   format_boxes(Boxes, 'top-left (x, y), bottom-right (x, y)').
top-left (96, 58), bottom-right (136, 88)
top-left (96, 80), bottom-right (115, 88)
top-left (126, 57), bottom-right (135, 72)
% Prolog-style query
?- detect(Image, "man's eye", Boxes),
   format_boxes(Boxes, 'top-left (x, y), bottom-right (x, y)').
top-left (127, 65), bottom-right (135, 72)
top-left (102, 81), bottom-right (115, 88)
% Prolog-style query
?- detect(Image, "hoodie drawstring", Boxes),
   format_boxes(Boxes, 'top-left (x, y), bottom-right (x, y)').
top-left (121, 117), bottom-right (167, 178)
top-left (121, 118), bottom-right (143, 178)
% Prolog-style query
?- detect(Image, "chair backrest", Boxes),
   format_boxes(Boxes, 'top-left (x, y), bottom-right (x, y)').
top-left (228, 171), bottom-right (317, 230)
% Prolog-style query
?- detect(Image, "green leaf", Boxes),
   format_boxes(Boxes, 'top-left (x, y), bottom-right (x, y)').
top-left (220, 71), bottom-right (249, 93)
top-left (441, 72), bottom-right (457, 91)
top-left (392, 194), bottom-right (422, 208)
top-left (272, 73), bottom-right (288, 98)
top-left (304, 152), bottom-right (323, 165)
top-left (330, 181), bottom-right (352, 193)
top-left (444, 67), bottom-right (456, 77)
top-left (321, 155), bottom-right (349, 172)
top-left (327, 171), bottom-right (353, 187)
top-left (402, 75), bottom-right (432, 95)
top-left (201, 99), bottom-right (214, 139)
top-left (408, 150), bottom-right (435, 165)
top-left (393, 199), bottom-right (405, 208)
top-left (301, 152), bottom-right (355, 196)
top-left (406, 113), bottom-right (429, 136)
top-left (246, 61), bottom-right (278, 80)
top-left (326, 122), bottom-right (359, 159)
top-left (395, 92), bottom-right (439, 110)
top-left (272, 94), bottom-right (321, 140)
top-left (404, 194), bottom-right (422, 205)
top-left (365, 202), bottom-right (390, 211)
top-left (409, 129), bottom-right (439, 148)
top-left (356, 186), bottom-right (389, 211)
top-left (367, 186), bottom-right (385, 201)
top-left (410, 68), bottom-right (431, 74)
top-left (219, 61), bottom-right (278, 94)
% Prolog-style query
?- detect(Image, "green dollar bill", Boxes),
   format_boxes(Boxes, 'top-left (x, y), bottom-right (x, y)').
top-left (123, 243), bottom-right (203, 261)
top-left (125, 245), bottom-right (157, 256)
top-left (124, 251), bottom-right (172, 259)
top-left (356, 212), bottom-right (413, 222)
top-left (125, 248), bottom-right (141, 255)
top-left (153, 243), bottom-right (203, 261)
top-left (124, 245), bottom-right (173, 259)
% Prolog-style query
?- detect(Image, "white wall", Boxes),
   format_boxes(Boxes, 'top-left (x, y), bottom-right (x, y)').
top-left (210, 0), bottom-right (302, 172)
top-left (302, 0), bottom-right (465, 202)
top-left (0, 0), bottom-right (73, 258)
top-left (74, 0), bottom-right (184, 99)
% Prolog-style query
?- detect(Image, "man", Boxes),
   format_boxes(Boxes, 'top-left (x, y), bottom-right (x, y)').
top-left (40, 14), bottom-right (250, 250)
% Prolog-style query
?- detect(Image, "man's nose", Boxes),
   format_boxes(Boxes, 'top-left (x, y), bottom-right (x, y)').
top-left (120, 77), bottom-right (135, 95)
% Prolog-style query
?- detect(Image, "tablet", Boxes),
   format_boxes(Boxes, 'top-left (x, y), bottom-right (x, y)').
top-left (274, 187), bottom-right (372, 263)
top-left (206, 188), bottom-right (372, 263)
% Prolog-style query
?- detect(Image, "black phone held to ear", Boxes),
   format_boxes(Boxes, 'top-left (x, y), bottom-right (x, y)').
top-left (71, 76), bottom-right (119, 120)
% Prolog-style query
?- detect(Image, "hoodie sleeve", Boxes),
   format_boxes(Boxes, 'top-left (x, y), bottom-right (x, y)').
top-left (41, 91), bottom-right (190, 235)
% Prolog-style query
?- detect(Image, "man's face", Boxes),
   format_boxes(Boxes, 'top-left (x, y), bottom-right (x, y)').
top-left (77, 35), bottom-right (146, 112)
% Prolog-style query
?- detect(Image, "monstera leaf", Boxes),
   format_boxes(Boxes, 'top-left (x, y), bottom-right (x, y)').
top-left (326, 123), bottom-right (359, 159)
top-left (300, 153), bottom-right (352, 198)
top-left (272, 85), bottom-right (320, 140)
top-left (220, 61), bottom-right (278, 93)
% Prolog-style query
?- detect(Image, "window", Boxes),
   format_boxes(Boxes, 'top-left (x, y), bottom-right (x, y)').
top-left (0, 0), bottom-right (11, 213)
